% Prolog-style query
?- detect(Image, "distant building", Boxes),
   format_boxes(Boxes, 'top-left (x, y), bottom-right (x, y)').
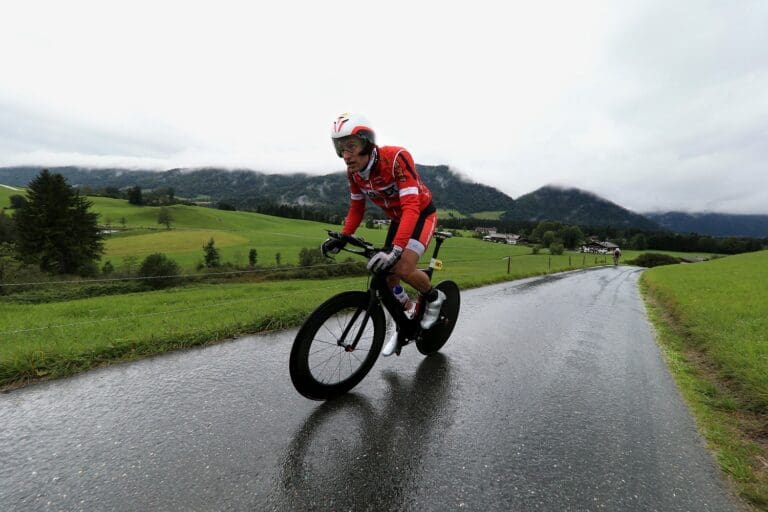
top-left (580, 241), bottom-right (619, 254)
top-left (482, 233), bottom-right (521, 245)
top-left (474, 227), bottom-right (497, 235)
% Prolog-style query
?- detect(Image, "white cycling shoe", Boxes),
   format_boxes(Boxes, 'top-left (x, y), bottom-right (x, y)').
top-left (382, 329), bottom-right (399, 357)
top-left (420, 289), bottom-right (446, 330)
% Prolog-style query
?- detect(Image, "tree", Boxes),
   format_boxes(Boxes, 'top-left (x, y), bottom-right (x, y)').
top-left (549, 242), bottom-right (565, 255)
top-left (0, 210), bottom-right (15, 244)
top-left (157, 206), bottom-right (173, 229)
top-left (541, 230), bottom-right (556, 248)
top-left (14, 170), bottom-right (104, 275)
top-left (122, 255), bottom-right (139, 274)
top-left (248, 248), bottom-right (258, 267)
top-left (275, 252), bottom-right (282, 266)
top-left (630, 233), bottom-right (648, 250)
top-left (103, 187), bottom-right (122, 198)
top-left (299, 247), bottom-right (323, 267)
top-left (559, 225), bottom-right (584, 250)
top-left (532, 220), bottom-right (562, 242)
top-left (127, 186), bottom-right (143, 205)
top-left (203, 238), bottom-right (220, 268)
top-left (139, 253), bottom-right (181, 289)
top-left (9, 194), bottom-right (27, 209)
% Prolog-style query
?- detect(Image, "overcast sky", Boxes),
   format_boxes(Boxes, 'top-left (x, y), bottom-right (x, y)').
top-left (1, 0), bottom-right (767, 214)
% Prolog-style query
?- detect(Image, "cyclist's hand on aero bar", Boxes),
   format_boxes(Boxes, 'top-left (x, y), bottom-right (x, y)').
top-left (367, 246), bottom-right (403, 272)
top-left (321, 236), bottom-right (346, 256)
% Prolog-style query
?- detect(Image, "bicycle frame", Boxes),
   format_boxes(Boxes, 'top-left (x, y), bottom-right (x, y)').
top-left (333, 231), bottom-right (451, 352)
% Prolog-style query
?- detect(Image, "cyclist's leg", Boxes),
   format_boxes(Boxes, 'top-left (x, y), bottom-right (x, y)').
top-left (394, 250), bottom-right (431, 293)
top-left (391, 210), bottom-right (437, 294)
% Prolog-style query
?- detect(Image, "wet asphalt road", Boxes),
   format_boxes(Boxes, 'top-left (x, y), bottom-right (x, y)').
top-left (0, 266), bottom-right (741, 511)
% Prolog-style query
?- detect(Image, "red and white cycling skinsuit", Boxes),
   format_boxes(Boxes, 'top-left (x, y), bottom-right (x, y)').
top-left (341, 146), bottom-right (437, 256)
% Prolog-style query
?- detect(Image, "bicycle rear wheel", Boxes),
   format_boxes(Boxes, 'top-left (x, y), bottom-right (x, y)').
top-left (416, 280), bottom-right (460, 355)
top-left (290, 291), bottom-right (385, 400)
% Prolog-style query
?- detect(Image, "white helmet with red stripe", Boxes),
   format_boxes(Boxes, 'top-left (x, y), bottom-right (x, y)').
top-left (330, 113), bottom-right (375, 156)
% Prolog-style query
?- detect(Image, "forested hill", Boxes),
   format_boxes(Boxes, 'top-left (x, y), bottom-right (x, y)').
top-left (4, 166), bottom-right (767, 236)
top-left (645, 211), bottom-right (768, 238)
top-left (0, 165), bottom-right (516, 215)
top-left (502, 185), bottom-right (661, 230)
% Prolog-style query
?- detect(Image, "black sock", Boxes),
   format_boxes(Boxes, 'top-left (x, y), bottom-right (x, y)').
top-left (425, 288), bottom-right (438, 302)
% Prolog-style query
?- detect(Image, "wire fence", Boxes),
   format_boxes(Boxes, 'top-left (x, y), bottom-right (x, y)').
top-left (0, 253), bottom-right (609, 288)
top-left (0, 252), bottom-right (612, 337)
top-left (0, 280), bottom-right (353, 336)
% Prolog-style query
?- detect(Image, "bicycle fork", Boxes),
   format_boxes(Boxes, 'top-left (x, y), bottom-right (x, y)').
top-left (337, 291), bottom-right (380, 352)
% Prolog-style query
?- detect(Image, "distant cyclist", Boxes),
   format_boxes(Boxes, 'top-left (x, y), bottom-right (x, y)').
top-left (321, 113), bottom-right (445, 353)
top-left (613, 247), bottom-right (622, 265)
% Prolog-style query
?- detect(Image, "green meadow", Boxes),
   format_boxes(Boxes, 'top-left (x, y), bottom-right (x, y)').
top-left (469, 210), bottom-right (505, 220)
top-left (642, 250), bottom-right (768, 507)
top-left (1, 186), bottom-right (643, 386)
top-left (1, 185), bottom-right (722, 390)
top-left (0, 186), bottom-right (717, 385)
top-left (3, 182), bottom-right (765, 505)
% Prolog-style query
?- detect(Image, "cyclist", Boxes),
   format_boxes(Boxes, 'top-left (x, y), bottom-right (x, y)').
top-left (321, 113), bottom-right (445, 355)
top-left (613, 247), bottom-right (621, 265)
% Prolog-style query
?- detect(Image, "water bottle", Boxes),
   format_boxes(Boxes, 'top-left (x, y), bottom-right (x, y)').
top-left (392, 284), bottom-right (409, 305)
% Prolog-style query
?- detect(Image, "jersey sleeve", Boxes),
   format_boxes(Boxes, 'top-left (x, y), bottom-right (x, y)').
top-left (390, 150), bottom-right (422, 249)
top-left (341, 177), bottom-right (366, 235)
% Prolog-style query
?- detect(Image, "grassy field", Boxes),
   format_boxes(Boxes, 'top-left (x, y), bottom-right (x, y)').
top-left (436, 208), bottom-right (467, 219)
top-left (2, 185), bottom-right (627, 387)
top-left (642, 250), bottom-right (768, 508)
top-left (5, 181), bottom-right (764, 506)
top-left (469, 210), bottom-right (505, 220)
top-left (0, 241), bottom-right (613, 387)
top-left (1, 184), bottom-right (723, 391)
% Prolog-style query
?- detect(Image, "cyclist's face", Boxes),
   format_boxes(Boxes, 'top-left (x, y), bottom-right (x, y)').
top-left (335, 137), bottom-right (369, 174)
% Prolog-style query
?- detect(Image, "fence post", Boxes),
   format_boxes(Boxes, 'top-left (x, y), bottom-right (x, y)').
top-left (569, 256), bottom-right (571, 266)
top-left (548, 256), bottom-right (551, 270)
top-left (507, 256), bottom-right (511, 274)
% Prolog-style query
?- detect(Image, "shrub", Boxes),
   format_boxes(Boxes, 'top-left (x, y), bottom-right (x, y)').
top-left (298, 247), bottom-right (324, 267)
top-left (630, 252), bottom-right (681, 268)
top-left (138, 253), bottom-right (181, 289)
top-left (203, 238), bottom-right (220, 268)
top-left (549, 242), bottom-right (565, 255)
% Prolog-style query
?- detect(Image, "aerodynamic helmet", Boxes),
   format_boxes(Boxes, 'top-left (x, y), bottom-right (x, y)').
top-left (330, 113), bottom-right (375, 157)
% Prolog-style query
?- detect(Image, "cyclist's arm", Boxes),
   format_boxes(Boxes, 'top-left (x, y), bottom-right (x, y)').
top-left (341, 179), bottom-right (366, 235)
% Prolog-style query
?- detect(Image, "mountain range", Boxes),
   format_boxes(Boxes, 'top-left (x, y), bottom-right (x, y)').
top-left (1, 165), bottom-right (766, 238)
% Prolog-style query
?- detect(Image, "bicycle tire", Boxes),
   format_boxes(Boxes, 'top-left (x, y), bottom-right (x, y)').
top-left (290, 291), bottom-right (385, 400)
top-left (416, 280), bottom-right (460, 355)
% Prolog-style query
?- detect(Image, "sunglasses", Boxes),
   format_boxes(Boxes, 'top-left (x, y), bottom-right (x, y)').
top-left (333, 137), bottom-right (364, 157)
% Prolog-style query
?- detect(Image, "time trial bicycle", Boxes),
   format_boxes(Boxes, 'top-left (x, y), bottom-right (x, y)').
top-left (289, 230), bottom-right (460, 400)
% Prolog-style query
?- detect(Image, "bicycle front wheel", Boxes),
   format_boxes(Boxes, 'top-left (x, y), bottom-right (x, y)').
top-left (290, 291), bottom-right (385, 400)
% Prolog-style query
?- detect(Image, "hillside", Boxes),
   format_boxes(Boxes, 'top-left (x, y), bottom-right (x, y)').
top-left (645, 211), bottom-right (768, 238)
top-left (5, 166), bottom-right (768, 236)
top-left (0, 165), bottom-right (516, 217)
top-left (502, 185), bottom-right (661, 230)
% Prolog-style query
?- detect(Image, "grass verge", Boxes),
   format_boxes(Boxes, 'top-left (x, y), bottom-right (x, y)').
top-left (640, 251), bottom-right (768, 510)
top-left (1, 254), bottom-right (609, 391)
